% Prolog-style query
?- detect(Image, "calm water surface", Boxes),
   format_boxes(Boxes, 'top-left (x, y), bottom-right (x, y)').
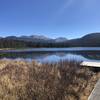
top-left (0, 47), bottom-right (100, 63)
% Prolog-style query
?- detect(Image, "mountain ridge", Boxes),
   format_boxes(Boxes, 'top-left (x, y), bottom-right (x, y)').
top-left (0, 33), bottom-right (100, 48)
top-left (3, 35), bottom-right (68, 43)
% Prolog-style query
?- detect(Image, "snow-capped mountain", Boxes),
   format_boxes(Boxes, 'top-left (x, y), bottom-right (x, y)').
top-left (55, 37), bottom-right (67, 42)
top-left (4, 35), bottom-right (67, 43)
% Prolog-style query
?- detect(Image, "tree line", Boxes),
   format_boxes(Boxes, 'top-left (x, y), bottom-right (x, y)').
top-left (0, 39), bottom-right (69, 48)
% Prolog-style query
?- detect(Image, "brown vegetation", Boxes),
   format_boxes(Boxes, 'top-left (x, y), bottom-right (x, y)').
top-left (0, 59), bottom-right (99, 100)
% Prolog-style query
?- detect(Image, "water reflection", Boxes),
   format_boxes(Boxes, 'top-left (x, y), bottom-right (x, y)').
top-left (0, 50), bottom-right (100, 62)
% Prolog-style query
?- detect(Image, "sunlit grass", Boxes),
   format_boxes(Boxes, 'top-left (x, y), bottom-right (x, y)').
top-left (0, 59), bottom-right (98, 100)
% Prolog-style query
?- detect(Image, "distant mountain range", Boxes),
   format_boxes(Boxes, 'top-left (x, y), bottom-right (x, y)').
top-left (0, 33), bottom-right (100, 48)
top-left (3, 35), bottom-right (68, 43)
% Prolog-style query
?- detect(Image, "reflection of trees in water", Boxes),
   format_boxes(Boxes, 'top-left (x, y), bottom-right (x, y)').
top-left (0, 51), bottom-right (100, 61)
top-left (0, 52), bottom-right (67, 59)
top-left (73, 51), bottom-right (100, 60)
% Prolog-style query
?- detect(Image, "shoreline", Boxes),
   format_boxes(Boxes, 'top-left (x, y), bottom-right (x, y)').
top-left (1, 47), bottom-right (100, 53)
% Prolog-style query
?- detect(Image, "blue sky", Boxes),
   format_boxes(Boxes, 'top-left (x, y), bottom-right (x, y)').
top-left (0, 0), bottom-right (100, 39)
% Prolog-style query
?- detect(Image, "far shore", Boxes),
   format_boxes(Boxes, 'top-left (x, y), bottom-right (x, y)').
top-left (1, 47), bottom-right (100, 53)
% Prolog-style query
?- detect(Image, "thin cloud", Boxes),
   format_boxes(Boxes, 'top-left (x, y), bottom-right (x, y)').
top-left (58, 0), bottom-right (74, 14)
top-left (51, 0), bottom-right (74, 23)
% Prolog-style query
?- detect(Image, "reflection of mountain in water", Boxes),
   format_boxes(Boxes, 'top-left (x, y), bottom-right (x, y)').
top-left (0, 52), bottom-right (67, 59)
top-left (0, 51), bottom-right (100, 62)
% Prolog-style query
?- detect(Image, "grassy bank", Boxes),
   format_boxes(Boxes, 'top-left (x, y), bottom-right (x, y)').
top-left (0, 59), bottom-right (99, 100)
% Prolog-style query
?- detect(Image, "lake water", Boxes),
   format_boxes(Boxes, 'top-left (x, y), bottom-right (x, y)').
top-left (0, 47), bottom-right (100, 63)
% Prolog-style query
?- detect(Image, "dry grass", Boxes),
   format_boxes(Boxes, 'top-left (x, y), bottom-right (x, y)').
top-left (0, 59), bottom-right (99, 100)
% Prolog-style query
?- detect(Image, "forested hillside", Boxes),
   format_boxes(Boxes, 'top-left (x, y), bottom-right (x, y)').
top-left (0, 39), bottom-right (69, 48)
top-left (0, 33), bottom-right (100, 48)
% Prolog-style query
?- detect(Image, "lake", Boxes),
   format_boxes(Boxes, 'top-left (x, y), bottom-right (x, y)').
top-left (0, 47), bottom-right (100, 63)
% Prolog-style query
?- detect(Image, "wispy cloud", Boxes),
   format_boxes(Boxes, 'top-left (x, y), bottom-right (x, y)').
top-left (51, 0), bottom-right (74, 23)
top-left (58, 0), bottom-right (74, 15)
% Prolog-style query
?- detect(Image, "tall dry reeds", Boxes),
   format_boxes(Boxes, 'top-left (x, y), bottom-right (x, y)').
top-left (0, 59), bottom-right (98, 100)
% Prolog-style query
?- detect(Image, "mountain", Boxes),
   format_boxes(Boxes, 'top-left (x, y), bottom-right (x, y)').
top-left (68, 33), bottom-right (100, 47)
top-left (1, 33), bottom-right (100, 48)
top-left (82, 33), bottom-right (100, 39)
top-left (5, 36), bottom-right (17, 40)
top-left (4, 35), bottom-right (67, 43)
top-left (55, 37), bottom-right (67, 42)
top-left (5, 35), bottom-right (53, 43)
top-left (30, 35), bottom-right (51, 40)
